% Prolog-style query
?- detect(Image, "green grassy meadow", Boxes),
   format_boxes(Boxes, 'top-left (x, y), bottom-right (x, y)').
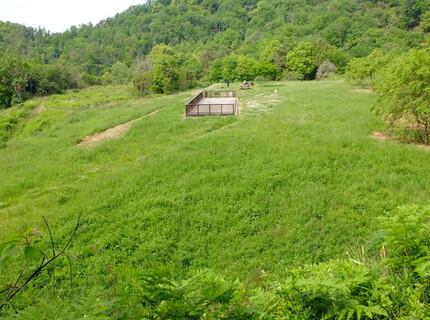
top-left (1, 80), bottom-right (430, 295)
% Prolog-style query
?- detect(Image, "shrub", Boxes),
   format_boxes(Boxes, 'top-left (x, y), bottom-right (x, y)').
top-left (133, 71), bottom-right (154, 96)
top-left (345, 50), bottom-right (387, 87)
top-left (377, 205), bottom-right (430, 318)
top-left (110, 61), bottom-right (132, 84)
top-left (326, 48), bottom-right (351, 74)
top-left (198, 81), bottom-right (211, 88)
top-left (316, 60), bottom-right (338, 80)
top-left (254, 76), bottom-right (266, 83)
top-left (0, 55), bottom-right (31, 108)
top-left (373, 49), bottom-right (430, 144)
top-left (282, 70), bottom-right (303, 81)
top-left (0, 108), bottom-right (28, 146)
top-left (379, 205), bottom-right (430, 274)
top-left (273, 260), bottom-right (388, 319)
top-left (285, 42), bottom-right (316, 80)
top-left (32, 64), bottom-right (81, 95)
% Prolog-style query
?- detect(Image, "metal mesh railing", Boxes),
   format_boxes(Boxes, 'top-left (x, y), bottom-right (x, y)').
top-left (186, 91), bottom-right (238, 117)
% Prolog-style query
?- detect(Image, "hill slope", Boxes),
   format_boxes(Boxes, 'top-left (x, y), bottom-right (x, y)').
top-left (2, 80), bottom-right (430, 316)
top-left (2, 81), bottom-right (430, 276)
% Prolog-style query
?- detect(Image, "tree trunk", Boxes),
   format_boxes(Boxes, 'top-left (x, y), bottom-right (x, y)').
top-left (424, 122), bottom-right (429, 145)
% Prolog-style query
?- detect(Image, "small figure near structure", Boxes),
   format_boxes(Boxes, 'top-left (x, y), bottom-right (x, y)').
top-left (240, 80), bottom-right (254, 89)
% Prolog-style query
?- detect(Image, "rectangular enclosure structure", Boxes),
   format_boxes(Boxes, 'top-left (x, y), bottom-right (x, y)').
top-left (186, 90), bottom-right (238, 117)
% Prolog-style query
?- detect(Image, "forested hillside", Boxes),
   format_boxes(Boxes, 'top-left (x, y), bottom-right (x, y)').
top-left (1, 0), bottom-right (429, 107)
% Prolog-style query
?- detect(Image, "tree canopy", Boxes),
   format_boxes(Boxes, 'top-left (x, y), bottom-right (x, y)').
top-left (0, 0), bottom-right (429, 106)
top-left (373, 48), bottom-right (430, 143)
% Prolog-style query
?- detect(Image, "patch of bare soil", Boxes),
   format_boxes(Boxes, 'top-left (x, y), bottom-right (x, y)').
top-left (413, 143), bottom-right (430, 151)
top-left (371, 131), bottom-right (390, 140)
top-left (370, 131), bottom-right (430, 151)
top-left (36, 104), bottom-right (46, 113)
top-left (351, 88), bottom-right (373, 93)
top-left (77, 109), bottom-right (161, 147)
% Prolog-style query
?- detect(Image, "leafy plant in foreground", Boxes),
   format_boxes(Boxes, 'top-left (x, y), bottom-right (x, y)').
top-left (2, 206), bottom-right (430, 319)
top-left (0, 214), bottom-right (81, 312)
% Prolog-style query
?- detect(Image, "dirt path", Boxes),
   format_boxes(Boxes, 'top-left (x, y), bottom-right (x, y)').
top-left (370, 131), bottom-right (430, 151)
top-left (77, 109), bottom-right (162, 147)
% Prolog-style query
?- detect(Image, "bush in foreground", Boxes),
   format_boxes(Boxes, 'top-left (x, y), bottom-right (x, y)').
top-left (2, 206), bottom-right (429, 319)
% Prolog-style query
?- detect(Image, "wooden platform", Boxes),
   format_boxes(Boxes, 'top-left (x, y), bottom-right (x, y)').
top-left (186, 91), bottom-right (238, 116)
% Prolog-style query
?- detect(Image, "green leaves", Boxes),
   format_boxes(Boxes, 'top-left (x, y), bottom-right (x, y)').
top-left (345, 50), bottom-right (387, 86)
top-left (285, 42), bottom-right (316, 80)
top-left (373, 49), bottom-right (430, 143)
top-left (0, 245), bottom-right (17, 269)
top-left (0, 227), bottom-right (44, 270)
top-left (1, 245), bottom-right (16, 258)
top-left (0, 233), bottom-right (21, 270)
top-left (378, 205), bottom-right (430, 273)
top-left (0, 55), bottom-right (31, 108)
top-left (23, 246), bottom-right (43, 260)
top-left (134, 269), bottom-right (242, 318)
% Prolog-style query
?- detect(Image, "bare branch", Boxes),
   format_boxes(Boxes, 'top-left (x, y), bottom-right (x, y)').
top-left (12, 259), bottom-right (29, 291)
top-left (65, 255), bottom-right (73, 290)
top-left (42, 216), bottom-right (56, 258)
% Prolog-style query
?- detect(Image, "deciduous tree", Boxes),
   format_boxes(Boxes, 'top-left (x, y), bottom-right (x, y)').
top-left (285, 42), bottom-right (316, 80)
top-left (373, 49), bottom-right (430, 143)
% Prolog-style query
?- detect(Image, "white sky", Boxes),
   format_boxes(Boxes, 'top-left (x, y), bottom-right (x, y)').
top-left (0, 0), bottom-right (146, 33)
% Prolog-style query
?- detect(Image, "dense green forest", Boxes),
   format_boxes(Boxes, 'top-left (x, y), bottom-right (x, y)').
top-left (1, 0), bottom-right (429, 106)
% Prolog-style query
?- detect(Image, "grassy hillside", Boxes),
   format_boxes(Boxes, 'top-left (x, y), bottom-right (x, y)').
top-left (1, 80), bottom-right (430, 312)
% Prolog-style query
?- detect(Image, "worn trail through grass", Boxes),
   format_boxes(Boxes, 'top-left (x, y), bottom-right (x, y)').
top-left (78, 108), bottom-right (165, 147)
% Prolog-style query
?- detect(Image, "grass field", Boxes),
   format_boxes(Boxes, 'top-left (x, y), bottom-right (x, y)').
top-left (1, 80), bottom-right (430, 295)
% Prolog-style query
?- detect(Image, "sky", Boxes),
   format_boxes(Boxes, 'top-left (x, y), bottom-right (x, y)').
top-left (0, 0), bottom-right (146, 33)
